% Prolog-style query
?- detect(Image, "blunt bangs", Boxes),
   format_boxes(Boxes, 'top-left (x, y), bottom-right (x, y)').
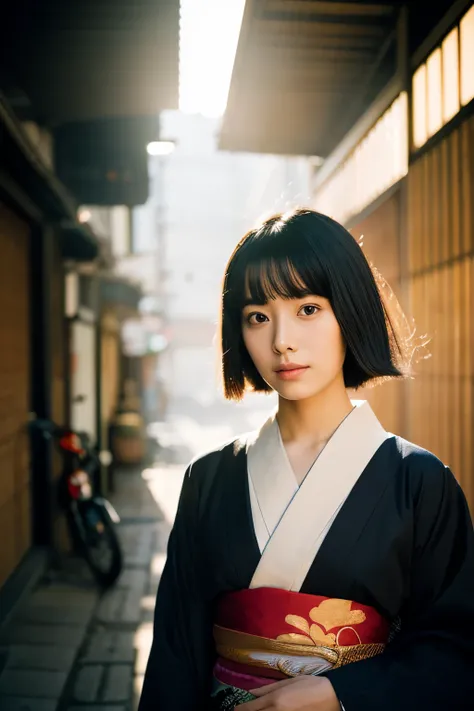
top-left (227, 230), bottom-right (331, 312)
top-left (220, 209), bottom-right (408, 401)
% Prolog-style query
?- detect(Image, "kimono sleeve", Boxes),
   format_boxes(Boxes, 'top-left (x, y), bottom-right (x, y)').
top-left (138, 458), bottom-right (216, 711)
top-left (324, 462), bottom-right (474, 711)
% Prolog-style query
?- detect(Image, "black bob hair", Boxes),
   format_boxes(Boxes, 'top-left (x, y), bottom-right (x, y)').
top-left (220, 208), bottom-right (409, 401)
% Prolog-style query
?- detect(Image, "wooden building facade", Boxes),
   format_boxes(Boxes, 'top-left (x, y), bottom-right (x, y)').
top-left (312, 4), bottom-right (474, 510)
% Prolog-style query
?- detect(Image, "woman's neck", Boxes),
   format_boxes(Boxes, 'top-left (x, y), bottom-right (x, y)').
top-left (276, 381), bottom-right (354, 448)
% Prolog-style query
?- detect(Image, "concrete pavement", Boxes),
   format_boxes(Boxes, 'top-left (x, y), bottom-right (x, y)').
top-left (0, 462), bottom-right (184, 711)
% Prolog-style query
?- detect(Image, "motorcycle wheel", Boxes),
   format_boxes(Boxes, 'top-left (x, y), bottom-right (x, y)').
top-left (74, 499), bottom-right (123, 587)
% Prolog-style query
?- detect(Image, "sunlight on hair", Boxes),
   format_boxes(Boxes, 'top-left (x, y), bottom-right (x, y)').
top-left (179, 0), bottom-right (246, 117)
top-left (253, 207), bottom-right (303, 236)
top-left (370, 264), bottom-right (429, 374)
top-left (268, 217), bottom-right (286, 234)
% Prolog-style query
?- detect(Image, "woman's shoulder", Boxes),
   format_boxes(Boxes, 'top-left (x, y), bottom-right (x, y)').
top-left (391, 434), bottom-right (444, 469)
top-left (184, 431), bottom-right (250, 481)
top-left (391, 437), bottom-right (473, 541)
top-left (389, 434), bottom-right (458, 501)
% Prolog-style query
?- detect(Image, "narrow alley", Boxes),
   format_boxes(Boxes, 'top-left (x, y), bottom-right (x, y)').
top-left (0, 438), bottom-right (184, 711)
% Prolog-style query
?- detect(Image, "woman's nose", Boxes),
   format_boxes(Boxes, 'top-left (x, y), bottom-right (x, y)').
top-left (272, 320), bottom-right (297, 355)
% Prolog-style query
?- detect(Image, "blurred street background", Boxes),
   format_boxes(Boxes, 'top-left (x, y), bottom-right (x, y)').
top-left (0, 1), bottom-right (473, 709)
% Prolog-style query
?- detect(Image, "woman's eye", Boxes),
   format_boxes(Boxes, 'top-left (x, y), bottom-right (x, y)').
top-left (299, 304), bottom-right (319, 316)
top-left (247, 312), bottom-right (268, 324)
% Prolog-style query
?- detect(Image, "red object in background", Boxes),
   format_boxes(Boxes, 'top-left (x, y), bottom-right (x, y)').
top-left (59, 432), bottom-right (84, 454)
top-left (67, 469), bottom-right (92, 500)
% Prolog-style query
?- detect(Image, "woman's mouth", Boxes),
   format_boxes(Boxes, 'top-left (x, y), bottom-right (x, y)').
top-left (275, 364), bottom-right (309, 380)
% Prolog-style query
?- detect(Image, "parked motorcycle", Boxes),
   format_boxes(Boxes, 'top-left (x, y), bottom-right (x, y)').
top-left (30, 418), bottom-right (123, 587)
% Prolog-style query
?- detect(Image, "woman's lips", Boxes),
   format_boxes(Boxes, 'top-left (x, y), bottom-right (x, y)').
top-left (275, 366), bottom-right (309, 380)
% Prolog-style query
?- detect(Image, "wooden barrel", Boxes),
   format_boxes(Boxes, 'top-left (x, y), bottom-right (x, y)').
top-left (110, 411), bottom-right (145, 465)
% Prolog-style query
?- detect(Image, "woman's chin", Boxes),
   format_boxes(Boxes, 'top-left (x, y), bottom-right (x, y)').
top-left (273, 381), bottom-right (324, 402)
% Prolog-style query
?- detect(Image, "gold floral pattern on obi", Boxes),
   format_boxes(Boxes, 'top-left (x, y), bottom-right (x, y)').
top-left (276, 599), bottom-right (366, 647)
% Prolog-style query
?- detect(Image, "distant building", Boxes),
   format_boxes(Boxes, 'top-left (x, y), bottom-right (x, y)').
top-left (146, 111), bottom-right (311, 409)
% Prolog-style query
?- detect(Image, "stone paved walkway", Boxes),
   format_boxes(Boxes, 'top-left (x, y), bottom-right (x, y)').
top-left (0, 463), bottom-right (184, 711)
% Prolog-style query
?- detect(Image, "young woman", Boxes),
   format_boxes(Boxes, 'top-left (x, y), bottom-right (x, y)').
top-left (139, 209), bottom-right (474, 711)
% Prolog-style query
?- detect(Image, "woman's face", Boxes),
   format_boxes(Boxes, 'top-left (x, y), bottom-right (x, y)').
top-left (242, 294), bottom-right (346, 401)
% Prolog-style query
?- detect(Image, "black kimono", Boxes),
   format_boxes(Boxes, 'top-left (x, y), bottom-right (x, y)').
top-left (139, 432), bottom-right (474, 710)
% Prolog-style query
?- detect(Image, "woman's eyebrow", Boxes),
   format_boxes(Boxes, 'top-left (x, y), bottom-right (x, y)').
top-left (242, 297), bottom-right (267, 307)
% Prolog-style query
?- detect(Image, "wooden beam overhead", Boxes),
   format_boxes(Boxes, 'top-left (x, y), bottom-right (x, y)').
top-left (262, 1), bottom-right (397, 18)
top-left (221, 0), bottom-right (399, 156)
top-left (253, 19), bottom-right (389, 38)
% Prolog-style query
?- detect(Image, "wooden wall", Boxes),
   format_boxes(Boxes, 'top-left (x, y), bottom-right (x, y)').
top-left (348, 113), bottom-right (474, 513)
top-left (350, 190), bottom-right (407, 438)
top-left (0, 204), bottom-right (31, 586)
top-left (407, 114), bottom-right (474, 509)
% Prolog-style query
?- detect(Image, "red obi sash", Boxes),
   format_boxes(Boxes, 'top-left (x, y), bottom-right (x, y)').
top-left (212, 587), bottom-right (390, 692)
